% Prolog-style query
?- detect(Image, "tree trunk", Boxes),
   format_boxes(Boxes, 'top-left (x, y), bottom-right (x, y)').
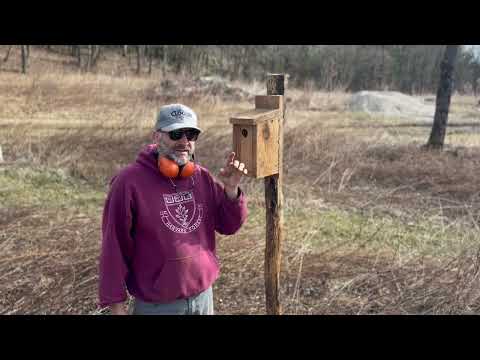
top-left (122, 45), bottom-right (128, 57)
top-left (147, 46), bottom-right (153, 75)
top-left (3, 45), bottom-right (13, 62)
top-left (92, 45), bottom-right (101, 67)
top-left (163, 45), bottom-right (168, 63)
top-left (473, 65), bottom-right (480, 97)
top-left (76, 46), bottom-right (82, 68)
top-left (86, 45), bottom-right (94, 72)
top-left (380, 45), bottom-right (385, 89)
top-left (264, 74), bottom-right (285, 315)
top-left (21, 45), bottom-right (27, 74)
top-left (136, 45), bottom-right (141, 75)
top-left (427, 45), bottom-right (460, 149)
top-left (162, 45), bottom-right (168, 75)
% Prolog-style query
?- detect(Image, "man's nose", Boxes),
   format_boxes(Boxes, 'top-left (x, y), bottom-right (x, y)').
top-left (178, 133), bottom-right (189, 143)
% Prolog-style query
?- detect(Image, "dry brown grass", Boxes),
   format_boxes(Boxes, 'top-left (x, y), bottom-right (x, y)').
top-left (214, 240), bottom-right (480, 314)
top-left (0, 209), bottom-right (99, 315)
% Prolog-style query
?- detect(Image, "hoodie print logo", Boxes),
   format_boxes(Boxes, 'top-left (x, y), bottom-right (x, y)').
top-left (161, 191), bottom-right (203, 234)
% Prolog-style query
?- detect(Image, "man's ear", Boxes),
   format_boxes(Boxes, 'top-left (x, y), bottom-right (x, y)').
top-left (152, 131), bottom-right (161, 143)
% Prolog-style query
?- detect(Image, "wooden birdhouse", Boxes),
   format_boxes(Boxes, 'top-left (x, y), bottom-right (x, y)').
top-left (230, 95), bottom-right (283, 178)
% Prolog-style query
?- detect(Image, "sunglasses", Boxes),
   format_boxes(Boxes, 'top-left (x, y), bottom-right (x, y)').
top-left (164, 129), bottom-right (200, 141)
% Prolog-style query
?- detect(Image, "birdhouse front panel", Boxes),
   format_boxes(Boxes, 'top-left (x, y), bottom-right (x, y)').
top-left (232, 124), bottom-right (255, 178)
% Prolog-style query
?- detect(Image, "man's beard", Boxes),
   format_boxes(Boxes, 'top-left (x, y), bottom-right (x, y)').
top-left (168, 152), bottom-right (190, 166)
top-left (155, 142), bottom-right (192, 166)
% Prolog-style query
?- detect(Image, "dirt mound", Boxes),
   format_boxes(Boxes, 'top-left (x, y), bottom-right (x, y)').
top-left (145, 76), bottom-right (254, 103)
top-left (347, 91), bottom-right (435, 121)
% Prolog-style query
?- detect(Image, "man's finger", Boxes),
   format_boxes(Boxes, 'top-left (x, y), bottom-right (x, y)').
top-left (226, 152), bottom-right (235, 164)
top-left (238, 163), bottom-right (245, 171)
top-left (243, 168), bottom-right (248, 175)
top-left (233, 160), bottom-right (240, 168)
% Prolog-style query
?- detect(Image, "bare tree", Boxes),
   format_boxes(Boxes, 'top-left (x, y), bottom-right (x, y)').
top-left (70, 45), bottom-right (83, 67)
top-left (92, 45), bottom-right (101, 67)
top-left (76, 46), bottom-right (82, 67)
top-left (21, 45), bottom-right (28, 74)
top-left (426, 45), bottom-right (460, 149)
top-left (162, 45), bottom-right (168, 75)
top-left (472, 62), bottom-right (480, 97)
top-left (379, 45), bottom-right (385, 89)
top-left (147, 45), bottom-right (153, 75)
top-left (86, 45), bottom-right (93, 71)
top-left (85, 45), bottom-right (101, 71)
top-left (136, 45), bottom-right (142, 75)
top-left (3, 45), bottom-right (13, 62)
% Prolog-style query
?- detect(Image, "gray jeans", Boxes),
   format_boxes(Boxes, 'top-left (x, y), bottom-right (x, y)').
top-left (130, 287), bottom-right (214, 315)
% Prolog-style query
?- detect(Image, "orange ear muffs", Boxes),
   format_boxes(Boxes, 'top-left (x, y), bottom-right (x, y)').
top-left (158, 156), bottom-right (195, 178)
top-left (158, 156), bottom-right (179, 178)
top-left (180, 161), bottom-right (195, 177)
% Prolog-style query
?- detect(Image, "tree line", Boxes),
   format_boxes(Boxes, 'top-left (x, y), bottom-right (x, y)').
top-left (3, 45), bottom-right (480, 95)
top-left (0, 45), bottom-right (470, 149)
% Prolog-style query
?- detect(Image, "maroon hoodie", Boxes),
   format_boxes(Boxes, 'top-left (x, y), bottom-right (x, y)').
top-left (98, 145), bottom-right (248, 307)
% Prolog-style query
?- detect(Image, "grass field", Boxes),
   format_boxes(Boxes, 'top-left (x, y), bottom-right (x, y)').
top-left (2, 46), bottom-right (480, 314)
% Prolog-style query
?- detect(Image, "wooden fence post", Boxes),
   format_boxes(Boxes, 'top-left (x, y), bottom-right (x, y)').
top-left (264, 74), bottom-right (285, 315)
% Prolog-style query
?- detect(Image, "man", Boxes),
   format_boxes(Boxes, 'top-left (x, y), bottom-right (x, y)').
top-left (99, 104), bottom-right (248, 315)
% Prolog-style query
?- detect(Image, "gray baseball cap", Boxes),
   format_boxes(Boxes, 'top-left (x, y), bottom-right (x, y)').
top-left (155, 104), bottom-right (202, 133)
